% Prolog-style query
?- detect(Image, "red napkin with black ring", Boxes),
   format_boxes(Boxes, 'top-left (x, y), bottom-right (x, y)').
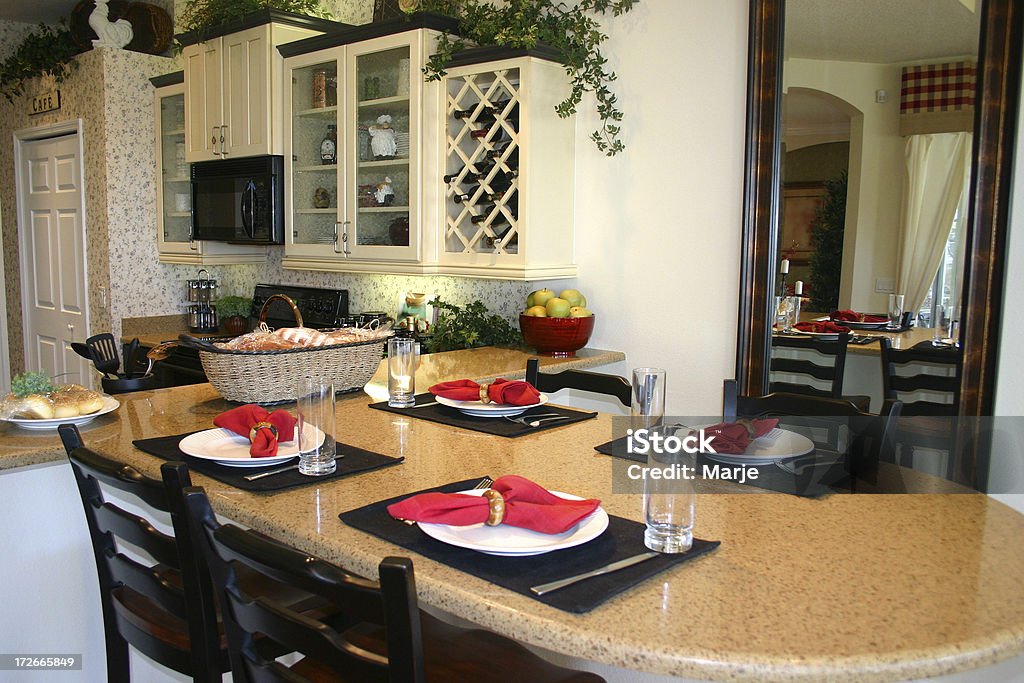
top-left (213, 404), bottom-right (297, 457)
top-left (794, 321), bottom-right (851, 334)
top-left (387, 475), bottom-right (600, 535)
top-left (695, 418), bottom-right (779, 455)
top-left (429, 378), bottom-right (541, 406)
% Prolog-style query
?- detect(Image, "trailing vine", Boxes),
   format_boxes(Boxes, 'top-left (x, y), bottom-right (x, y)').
top-left (414, 0), bottom-right (638, 156)
top-left (0, 21), bottom-right (81, 104)
top-left (176, 0), bottom-right (331, 51)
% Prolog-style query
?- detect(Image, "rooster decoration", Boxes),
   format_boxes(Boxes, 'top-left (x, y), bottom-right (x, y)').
top-left (89, 0), bottom-right (133, 49)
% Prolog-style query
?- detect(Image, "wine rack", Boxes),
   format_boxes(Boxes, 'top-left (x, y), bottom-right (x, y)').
top-left (440, 55), bottom-right (576, 279)
top-left (444, 68), bottom-right (521, 256)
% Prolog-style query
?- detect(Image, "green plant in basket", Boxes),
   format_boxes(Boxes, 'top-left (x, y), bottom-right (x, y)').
top-left (215, 295), bottom-right (253, 319)
top-left (175, 0), bottom-right (332, 52)
top-left (425, 297), bottom-right (522, 353)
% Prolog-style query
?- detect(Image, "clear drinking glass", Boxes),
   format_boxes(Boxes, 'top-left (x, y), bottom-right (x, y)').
top-left (774, 295), bottom-right (795, 332)
top-left (933, 304), bottom-right (961, 346)
top-left (786, 295), bottom-right (801, 331)
top-left (296, 378), bottom-right (337, 476)
top-left (388, 337), bottom-right (417, 408)
top-left (887, 294), bottom-right (905, 329)
top-left (631, 368), bottom-right (666, 432)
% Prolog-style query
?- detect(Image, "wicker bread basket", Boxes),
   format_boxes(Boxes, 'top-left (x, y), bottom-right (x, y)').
top-left (178, 294), bottom-right (388, 405)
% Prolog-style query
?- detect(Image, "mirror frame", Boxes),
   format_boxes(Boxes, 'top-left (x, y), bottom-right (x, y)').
top-left (737, 0), bottom-right (1023, 417)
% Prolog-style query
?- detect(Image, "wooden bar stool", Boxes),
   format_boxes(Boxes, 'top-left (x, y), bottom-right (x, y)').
top-left (178, 484), bottom-right (605, 683)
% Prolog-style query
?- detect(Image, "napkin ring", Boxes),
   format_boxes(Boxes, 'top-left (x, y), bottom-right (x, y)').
top-left (478, 382), bottom-right (491, 404)
top-left (248, 421), bottom-right (278, 443)
top-left (483, 489), bottom-right (505, 526)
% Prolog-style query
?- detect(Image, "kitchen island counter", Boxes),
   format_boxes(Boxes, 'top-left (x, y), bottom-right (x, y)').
top-left (2, 376), bottom-right (1024, 681)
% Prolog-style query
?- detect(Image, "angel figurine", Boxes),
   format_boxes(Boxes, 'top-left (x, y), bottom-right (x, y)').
top-left (374, 176), bottom-right (395, 206)
top-left (368, 114), bottom-right (398, 158)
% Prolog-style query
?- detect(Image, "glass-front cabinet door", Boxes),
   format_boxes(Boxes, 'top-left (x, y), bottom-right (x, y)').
top-left (343, 33), bottom-right (420, 261)
top-left (156, 83), bottom-right (195, 255)
top-left (286, 54), bottom-right (344, 259)
top-left (284, 32), bottom-right (425, 266)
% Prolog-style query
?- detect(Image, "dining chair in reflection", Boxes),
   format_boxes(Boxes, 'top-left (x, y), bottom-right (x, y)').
top-left (722, 380), bottom-right (902, 481)
top-left (178, 484), bottom-right (605, 683)
top-left (878, 338), bottom-right (962, 479)
top-left (525, 358), bottom-right (631, 407)
top-left (58, 423), bottom-right (225, 682)
top-left (769, 332), bottom-right (872, 411)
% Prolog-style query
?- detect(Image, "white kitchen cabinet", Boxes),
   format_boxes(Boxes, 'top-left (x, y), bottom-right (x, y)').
top-left (153, 75), bottom-right (265, 264)
top-left (183, 21), bottom-right (325, 162)
top-left (283, 29), bottom-right (441, 273)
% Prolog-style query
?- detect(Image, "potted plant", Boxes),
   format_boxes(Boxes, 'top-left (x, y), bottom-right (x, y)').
top-left (216, 295), bottom-right (253, 335)
top-left (410, 0), bottom-right (638, 155)
top-left (425, 297), bottom-right (522, 352)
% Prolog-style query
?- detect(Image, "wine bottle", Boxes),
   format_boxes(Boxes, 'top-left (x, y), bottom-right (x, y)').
top-left (483, 171), bottom-right (516, 194)
top-left (485, 144), bottom-right (518, 162)
top-left (452, 192), bottom-right (473, 203)
top-left (452, 100), bottom-right (517, 124)
top-left (443, 160), bottom-right (496, 184)
top-left (470, 126), bottom-right (513, 141)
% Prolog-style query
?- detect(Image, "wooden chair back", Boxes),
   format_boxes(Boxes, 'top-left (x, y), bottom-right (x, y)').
top-left (769, 332), bottom-right (853, 399)
top-left (878, 337), bottom-right (962, 416)
top-left (57, 424), bottom-right (223, 682)
top-left (180, 486), bottom-right (424, 683)
top-left (525, 358), bottom-right (631, 407)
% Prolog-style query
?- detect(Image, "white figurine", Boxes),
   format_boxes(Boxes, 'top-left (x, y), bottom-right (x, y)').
top-left (374, 176), bottom-right (395, 205)
top-left (90, 0), bottom-right (133, 49)
top-left (368, 114), bottom-right (398, 158)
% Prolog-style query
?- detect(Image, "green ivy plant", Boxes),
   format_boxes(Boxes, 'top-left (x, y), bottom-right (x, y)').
top-left (413, 0), bottom-right (638, 156)
top-left (176, 0), bottom-right (331, 51)
top-left (425, 297), bottom-right (523, 352)
top-left (0, 22), bottom-right (81, 104)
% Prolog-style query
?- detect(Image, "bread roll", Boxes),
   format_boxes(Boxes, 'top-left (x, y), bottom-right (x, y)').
top-left (55, 383), bottom-right (88, 394)
top-left (273, 327), bottom-right (332, 347)
top-left (73, 390), bottom-right (105, 415)
top-left (20, 395), bottom-right (55, 419)
top-left (52, 394), bottom-right (81, 418)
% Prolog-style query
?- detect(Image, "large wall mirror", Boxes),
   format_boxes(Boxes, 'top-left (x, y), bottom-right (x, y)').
top-left (737, 0), bottom-right (1022, 419)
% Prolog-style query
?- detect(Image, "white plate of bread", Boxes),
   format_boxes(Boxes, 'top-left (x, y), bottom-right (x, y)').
top-left (3, 394), bottom-right (119, 430)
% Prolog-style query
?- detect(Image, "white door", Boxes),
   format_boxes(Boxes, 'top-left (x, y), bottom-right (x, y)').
top-left (223, 26), bottom-right (269, 158)
top-left (18, 133), bottom-right (92, 387)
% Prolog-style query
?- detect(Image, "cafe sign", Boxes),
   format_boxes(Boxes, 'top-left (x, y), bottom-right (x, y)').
top-left (30, 89), bottom-right (61, 115)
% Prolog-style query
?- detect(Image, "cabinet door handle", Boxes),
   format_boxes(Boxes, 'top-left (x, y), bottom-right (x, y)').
top-left (333, 221), bottom-right (343, 254)
top-left (220, 125), bottom-right (228, 155)
top-left (341, 220), bottom-right (351, 256)
top-left (211, 126), bottom-right (220, 150)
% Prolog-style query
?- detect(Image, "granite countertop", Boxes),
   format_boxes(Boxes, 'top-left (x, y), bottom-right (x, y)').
top-left (3, 367), bottom-right (1022, 680)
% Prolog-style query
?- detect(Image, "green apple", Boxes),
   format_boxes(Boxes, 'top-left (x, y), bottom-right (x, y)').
top-left (524, 305), bottom-right (548, 317)
top-left (569, 306), bottom-right (593, 318)
top-left (526, 291), bottom-right (537, 307)
top-left (545, 297), bottom-right (571, 318)
top-left (560, 289), bottom-right (586, 308)
top-left (532, 288), bottom-right (556, 307)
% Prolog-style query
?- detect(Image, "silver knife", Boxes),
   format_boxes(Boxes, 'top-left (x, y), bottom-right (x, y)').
top-left (529, 551), bottom-right (661, 595)
top-left (243, 463), bottom-right (298, 481)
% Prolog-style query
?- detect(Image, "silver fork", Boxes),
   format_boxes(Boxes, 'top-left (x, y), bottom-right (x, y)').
top-left (504, 413), bottom-right (567, 427)
top-left (400, 476), bottom-right (493, 525)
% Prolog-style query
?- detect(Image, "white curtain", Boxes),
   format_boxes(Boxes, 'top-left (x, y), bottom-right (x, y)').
top-left (896, 132), bottom-right (972, 313)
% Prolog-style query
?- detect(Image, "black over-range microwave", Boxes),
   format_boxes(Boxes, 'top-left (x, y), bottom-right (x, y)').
top-left (191, 155), bottom-right (285, 245)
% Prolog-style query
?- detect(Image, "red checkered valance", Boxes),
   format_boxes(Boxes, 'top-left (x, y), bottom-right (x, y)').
top-left (900, 61), bottom-right (976, 135)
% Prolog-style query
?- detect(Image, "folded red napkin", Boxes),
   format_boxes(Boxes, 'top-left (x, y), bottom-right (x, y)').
top-left (429, 378), bottom-right (541, 406)
top-left (386, 475), bottom-right (600, 534)
top-left (794, 321), bottom-right (851, 334)
top-left (830, 310), bottom-right (887, 323)
top-left (698, 418), bottom-right (779, 455)
top-left (213, 404), bottom-right (297, 458)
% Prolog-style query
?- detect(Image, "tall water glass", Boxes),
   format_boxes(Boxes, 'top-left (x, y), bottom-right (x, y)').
top-left (631, 368), bottom-right (666, 432)
top-left (296, 378), bottom-right (337, 476)
top-left (388, 337), bottom-right (417, 407)
top-left (887, 294), bottom-right (905, 329)
top-left (933, 304), bottom-right (961, 346)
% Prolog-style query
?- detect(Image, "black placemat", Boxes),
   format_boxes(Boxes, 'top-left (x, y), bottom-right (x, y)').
top-left (593, 435), bottom-right (845, 498)
top-left (369, 393), bottom-right (597, 437)
top-left (339, 478), bottom-right (720, 613)
top-left (134, 433), bottom-right (403, 492)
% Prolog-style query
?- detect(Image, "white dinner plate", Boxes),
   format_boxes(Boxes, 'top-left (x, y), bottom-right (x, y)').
top-left (178, 424), bottom-right (324, 468)
top-left (434, 394), bottom-right (549, 418)
top-left (417, 489), bottom-right (608, 556)
top-left (832, 319), bottom-right (889, 330)
top-left (4, 395), bottom-right (120, 430)
top-left (696, 427), bottom-right (815, 463)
